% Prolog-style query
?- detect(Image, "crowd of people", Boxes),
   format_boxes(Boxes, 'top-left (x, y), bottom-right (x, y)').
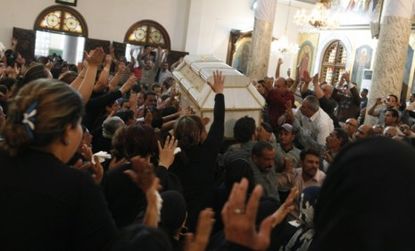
top-left (1, 42), bottom-right (415, 251)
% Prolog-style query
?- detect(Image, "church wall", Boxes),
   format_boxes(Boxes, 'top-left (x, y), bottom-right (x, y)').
top-left (184, 0), bottom-right (313, 80)
top-left (314, 29), bottom-right (415, 99)
top-left (0, 0), bottom-right (314, 82)
top-left (0, 0), bottom-right (190, 51)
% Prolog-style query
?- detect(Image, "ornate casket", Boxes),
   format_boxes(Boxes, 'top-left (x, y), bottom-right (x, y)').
top-left (172, 55), bottom-right (265, 138)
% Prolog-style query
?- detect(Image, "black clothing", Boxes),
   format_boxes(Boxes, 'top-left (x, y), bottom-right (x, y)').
top-left (84, 90), bottom-right (122, 132)
top-left (0, 149), bottom-right (117, 250)
top-left (311, 137), bottom-right (415, 251)
top-left (112, 224), bottom-right (173, 251)
top-left (331, 87), bottom-right (360, 122)
top-left (92, 128), bottom-right (113, 153)
top-left (103, 163), bottom-right (182, 228)
top-left (170, 94), bottom-right (225, 231)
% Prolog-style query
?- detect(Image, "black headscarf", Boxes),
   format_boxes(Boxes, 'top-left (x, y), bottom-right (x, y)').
top-left (310, 137), bottom-right (415, 251)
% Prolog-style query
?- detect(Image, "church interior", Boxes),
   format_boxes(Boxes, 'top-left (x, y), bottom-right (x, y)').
top-left (1, 0), bottom-right (415, 250)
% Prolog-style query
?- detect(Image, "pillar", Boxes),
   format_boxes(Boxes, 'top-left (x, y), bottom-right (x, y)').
top-left (246, 0), bottom-right (277, 80)
top-left (366, 0), bottom-right (414, 124)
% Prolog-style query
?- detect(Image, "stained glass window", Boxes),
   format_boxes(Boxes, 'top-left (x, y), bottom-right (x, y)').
top-left (35, 6), bottom-right (87, 37)
top-left (63, 12), bottom-right (82, 33)
top-left (39, 11), bottom-right (62, 31)
top-left (149, 27), bottom-right (165, 45)
top-left (125, 20), bottom-right (170, 50)
top-left (320, 40), bottom-right (347, 85)
top-left (129, 26), bottom-right (147, 43)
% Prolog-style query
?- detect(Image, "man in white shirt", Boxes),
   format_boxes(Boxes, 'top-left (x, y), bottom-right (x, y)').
top-left (290, 95), bottom-right (334, 152)
top-left (157, 62), bottom-right (173, 84)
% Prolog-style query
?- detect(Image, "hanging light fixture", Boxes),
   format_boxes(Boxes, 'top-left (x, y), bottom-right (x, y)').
top-left (273, 0), bottom-right (299, 54)
top-left (294, 0), bottom-right (339, 30)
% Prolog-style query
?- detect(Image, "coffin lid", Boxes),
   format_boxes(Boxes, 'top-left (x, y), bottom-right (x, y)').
top-left (173, 55), bottom-right (265, 110)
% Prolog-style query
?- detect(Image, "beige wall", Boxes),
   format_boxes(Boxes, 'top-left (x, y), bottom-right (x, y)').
top-left (0, 0), bottom-right (190, 51)
top-left (0, 0), bottom-right (312, 78)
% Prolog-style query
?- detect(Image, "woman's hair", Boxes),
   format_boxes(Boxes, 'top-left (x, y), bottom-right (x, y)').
top-left (0, 79), bottom-right (83, 156)
top-left (233, 116), bottom-right (256, 143)
top-left (122, 124), bottom-right (158, 158)
top-left (174, 115), bottom-right (204, 149)
top-left (58, 71), bottom-right (78, 84)
top-left (12, 63), bottom-right (50, 97)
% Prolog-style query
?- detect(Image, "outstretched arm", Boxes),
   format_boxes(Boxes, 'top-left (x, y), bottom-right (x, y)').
top-left (78, 48), bottom-right (105, 103)
top-left (275, 58), bottom-right (283, 79)
top-left (205, 71), bottom-right (225, 147)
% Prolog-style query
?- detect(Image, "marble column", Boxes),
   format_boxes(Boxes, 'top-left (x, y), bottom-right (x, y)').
top-left (246, 0), bottom-right (277, 80)
top-left (365, 0), bottom-right (414, 124)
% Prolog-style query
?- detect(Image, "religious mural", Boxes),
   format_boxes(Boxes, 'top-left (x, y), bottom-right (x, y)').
top-left (232, 37), bottom-right (251, 74)
top-left (297, 41), bottom-right (313, 78)
top-left (351, 45), bottom-right (373, 86)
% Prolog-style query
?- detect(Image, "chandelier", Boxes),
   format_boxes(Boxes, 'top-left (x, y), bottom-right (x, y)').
top-left (272, 36), bottom-right (299, 54)
top-left (271, 0), bottom-right (298, 55)
top-left (294, 2), bottom-right (339, 30)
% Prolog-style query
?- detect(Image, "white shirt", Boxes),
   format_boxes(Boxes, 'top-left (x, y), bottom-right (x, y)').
top-left (158, 70), bottom-right (173, 84)
top-left (294, 108), bottom-right (334, 150)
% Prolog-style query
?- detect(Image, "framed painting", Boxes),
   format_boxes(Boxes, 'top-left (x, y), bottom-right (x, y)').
top-left (56, 0), bottom-right (77, 7)
top-left (351, 45), bottom-right (373, 87)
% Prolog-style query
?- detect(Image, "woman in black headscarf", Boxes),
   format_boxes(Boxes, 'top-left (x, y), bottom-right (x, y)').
top-left (310, 137), bottom-right (415, 251)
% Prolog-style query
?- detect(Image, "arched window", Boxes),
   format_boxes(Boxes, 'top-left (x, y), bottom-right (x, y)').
top-left (320, 40), bottom-right (347, 85)
top-left (124, 20), bottom-right (171, 50)
top-left (34, 5), bottom-right (88, 37)
top-left (33, 5), bottom-right (88, 64)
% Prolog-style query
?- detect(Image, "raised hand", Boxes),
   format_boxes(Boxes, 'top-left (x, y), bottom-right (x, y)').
top-left (269, 187), bottom-right (299, 227)
top-left (120, 74), bottom-right (137, 94)
top-left (312, 73), bottom-right (319, 85)
top-left (84, 47), bottom-right (105, 66)
top-left (109, 157), bottom-right (128, 170)
top-left (323, 150), bottom-right (334, 164)
top-left (342, 71), bottom-right (350, 82)
top-left (184, 208), bottom-right (215, 251)
top-left (117, 62), bottom-right (127, 74)
top-left (143, 177), bottom-right (161, 228)
top-left (208, 70), bottom-right (224, 94)
top-left (278, 58), bottom-right (283, 65)
top-left (124, 156), bottom-right (155, 193)
top-left (375, 97), bottom-right (383, 106)
top-left (128, 92), bottom-right (138, 110)
top-left (104, 54), bottom-right (113, 66)
top-left (222, 178), bottom-right (274, 251)
top-left (158, 136), bottom-right (178, 169)
top-left (91, 155), bottom-right (104, 184)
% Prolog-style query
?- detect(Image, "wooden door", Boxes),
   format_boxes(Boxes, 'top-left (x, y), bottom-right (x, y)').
top-left (12, 27), bottom-right (36, 64)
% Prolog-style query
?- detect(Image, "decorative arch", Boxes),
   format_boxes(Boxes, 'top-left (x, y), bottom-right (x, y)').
top-left (34, 5), bottom-right (88, 37)
top-left (124, 20), bottom-right (171, 50)
top-left (319, 40), bottom-right (348, 85)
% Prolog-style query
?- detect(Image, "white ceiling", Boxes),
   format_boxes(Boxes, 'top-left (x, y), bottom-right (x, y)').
top-left (277, 0), bottom-right (317, 8)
